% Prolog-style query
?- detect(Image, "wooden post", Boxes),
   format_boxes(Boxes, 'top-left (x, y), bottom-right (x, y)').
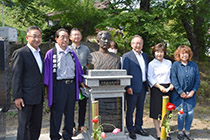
top-left (92, 101), bottom-right (99, 140)
top-left (160, 96), bottom-right (169, 140)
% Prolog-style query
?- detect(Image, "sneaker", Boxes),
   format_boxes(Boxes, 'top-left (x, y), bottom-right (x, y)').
top-left (177, 133), bottom-right (184, 140)
top-left (184, 131), bottom-right (194, 140)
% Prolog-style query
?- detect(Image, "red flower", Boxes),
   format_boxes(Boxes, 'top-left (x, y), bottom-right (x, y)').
top-left (92, 118), bottom-right (98, 123)
top-left (112, 128), bottom-right (121, 134)
top-left (101, 132), bottom-right (107, 138)
top-left (178, 110), bottom-right (184, 114)
top-left (166, 102), bottom-right (175, 111)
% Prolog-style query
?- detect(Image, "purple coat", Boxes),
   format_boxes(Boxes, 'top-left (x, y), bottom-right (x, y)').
top-left (44, 48), bottom-right (84, 107)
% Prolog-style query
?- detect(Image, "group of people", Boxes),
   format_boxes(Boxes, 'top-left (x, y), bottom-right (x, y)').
top-left (11, 26), bottom-right (200, 140)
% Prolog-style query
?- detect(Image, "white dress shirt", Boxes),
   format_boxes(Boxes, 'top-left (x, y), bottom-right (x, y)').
top-left (132, 50), bottom-right (146, 82)
top-left (148, 58), bottom-right (172, 87)
top-left (27, 43), bottom-right (43, 73)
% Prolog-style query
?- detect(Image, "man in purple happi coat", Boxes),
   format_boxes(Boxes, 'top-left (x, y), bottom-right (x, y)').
top-left (44, 28), bottom-right (84, 140)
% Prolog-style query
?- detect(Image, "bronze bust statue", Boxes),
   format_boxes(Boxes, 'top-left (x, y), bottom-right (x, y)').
top-left (90, 31), bottom-right (121, 69)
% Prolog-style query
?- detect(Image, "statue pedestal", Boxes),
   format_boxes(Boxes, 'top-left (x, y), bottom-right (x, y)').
top-left (83, 70), bottom-right (132, 139)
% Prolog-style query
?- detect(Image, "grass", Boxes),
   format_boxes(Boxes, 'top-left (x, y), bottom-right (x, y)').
top-left (196, 60), bottom-right (210, 104)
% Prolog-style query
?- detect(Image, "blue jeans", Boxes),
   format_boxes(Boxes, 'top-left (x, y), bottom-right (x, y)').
top-left (177, 109), bottom-right (194, 131)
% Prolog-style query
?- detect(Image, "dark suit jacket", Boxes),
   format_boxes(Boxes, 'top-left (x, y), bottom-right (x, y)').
top-left (122, 50), bottom-right (149, 93)
top-left (12, 46), bottom-right (44, 105)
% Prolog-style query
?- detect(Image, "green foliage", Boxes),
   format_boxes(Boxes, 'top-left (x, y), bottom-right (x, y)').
top-left (164, 0), bottom-right (210, 59)
top-left (1, 0), bottom-right (209, 59)
top-left (196, 61), bottom-right (210, 102)
top-left (5, 111), bottom-right (17, 118)
top-left (95, 0), bottom-right (210, 59)
top-left (43, 100), bottom-right (50, 113)
top-left (0, 4), bottom-right (25, 42)
top-left (11, 0), bottom-right (52, 28)
top-left (46, 0), bottom-right (107, 40)
top-left (96, 3), bottom-right (170, 55)
top-left (0, 0), bottom-right (53, 42)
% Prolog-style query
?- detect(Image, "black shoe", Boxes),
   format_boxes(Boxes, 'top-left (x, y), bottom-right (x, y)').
top-left (157, 137), bottom-right (160, 140)
top-left (134, 128), bottom-right (149, 136)
top-left (129, 131), bottom-right (136, 139)
top-left (177, 134), bottom-right (184, 140)
top-left (184, 132), bottom-right (194, 140)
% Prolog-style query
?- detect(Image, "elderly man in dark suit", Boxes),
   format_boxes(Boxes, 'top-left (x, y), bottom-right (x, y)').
top-left (12, 26), bottom-right (44, 140)
top-left (122, 35), bottom-right (149, 139)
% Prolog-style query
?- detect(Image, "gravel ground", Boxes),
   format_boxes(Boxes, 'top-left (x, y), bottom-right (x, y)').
top-left (6, 95), bottom-right (210, 140)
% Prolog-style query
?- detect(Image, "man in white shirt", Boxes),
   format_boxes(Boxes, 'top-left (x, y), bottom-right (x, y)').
top-left (12, 26), bottom-right (44, 140)
top-left (122, 35), bottom-right (149, 139)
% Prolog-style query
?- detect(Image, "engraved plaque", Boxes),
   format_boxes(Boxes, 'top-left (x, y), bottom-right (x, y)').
top-left (99, 80), bottom-right (120, 86)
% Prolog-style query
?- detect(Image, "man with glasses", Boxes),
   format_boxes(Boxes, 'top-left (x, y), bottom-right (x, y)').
top-left (122, 35), bottom-right (149, 139)
top-left (69, 28), bottom-right (91, 134)
top-left (12, 26), bottom-right (44, 140)
top-left (44, 28), bottom-right (85, 140)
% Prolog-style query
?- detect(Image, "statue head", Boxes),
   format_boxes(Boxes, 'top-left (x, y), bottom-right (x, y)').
top-left (97, 31), bottom-right (111, 50)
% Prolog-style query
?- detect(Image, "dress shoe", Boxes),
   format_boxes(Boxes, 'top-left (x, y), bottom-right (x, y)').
top-left (134, 128), bottom-right (149, 136)
top-left (129, 131), bottom-right (136, 139)
top-left (177, 133), bottom-right (184, 140)
top-left (157, 137), bottom-right (160, 140)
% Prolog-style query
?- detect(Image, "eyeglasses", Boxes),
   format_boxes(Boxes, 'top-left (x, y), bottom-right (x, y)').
top-left (28, 35), bottom-right (42, 39)
top-left (131, 42), bottom-right (142, 46)
top-left (58, 35), bottom-right (69, 40)
top-left (71, 34), bottom-right (81, 37)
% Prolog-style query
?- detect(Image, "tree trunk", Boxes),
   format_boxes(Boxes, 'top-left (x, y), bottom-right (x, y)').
top-left (180, 2), bottom-right (207, 60)
top-left (140, 0), bottom-right (150, 12)
top-left (193, 4), bottom-right (206, 60)
top-left (180, 16), bottom-right (200, 59)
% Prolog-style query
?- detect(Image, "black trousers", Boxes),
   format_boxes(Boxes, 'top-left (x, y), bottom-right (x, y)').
top-left (17, 103), bottom-right (43, 140)
top-left (126, 82), bottom-right (147, 132)
top-left (50, 80), bottom-right (76, 140)
top-left (78, 97), bottom-right (87, 128)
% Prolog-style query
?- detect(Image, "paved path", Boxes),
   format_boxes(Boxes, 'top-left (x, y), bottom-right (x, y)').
top-left (6, 133), bottom-right (156, 140)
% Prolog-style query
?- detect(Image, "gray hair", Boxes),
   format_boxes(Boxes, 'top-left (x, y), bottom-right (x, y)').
top-left (131, 35), bottom-right (144, 43)
top-left (27, 26), bottom-right (42, 34)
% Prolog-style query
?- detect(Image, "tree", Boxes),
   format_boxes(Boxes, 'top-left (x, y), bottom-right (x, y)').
top-left (140, 0), bottom-right (150, 12)
top-left (96, 0), bottom-right (170, 55)
top-left (96, 0), bottom-right (210, 59)
top-left (165, 0), bottom-right (210, 60)
top-left (46, 0), bottom-right (107, 40)
top-left (7, 0), bottom-right (52, 28)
